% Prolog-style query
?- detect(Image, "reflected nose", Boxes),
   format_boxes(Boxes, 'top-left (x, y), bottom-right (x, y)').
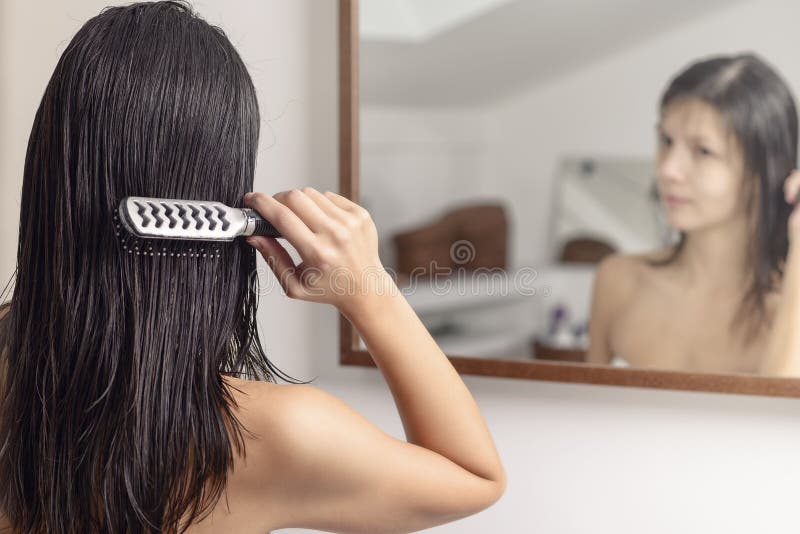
top-left (657, 146), bottom-right (688, 184)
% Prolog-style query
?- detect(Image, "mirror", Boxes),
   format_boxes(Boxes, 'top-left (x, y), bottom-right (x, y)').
top-left (338, 0), bottom-right (800, 396)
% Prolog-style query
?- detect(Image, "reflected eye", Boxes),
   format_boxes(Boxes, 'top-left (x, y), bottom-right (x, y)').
top-left (658, 133), bottom-right (672, 148)
top-left (696, 146), bottom-right (714, 157)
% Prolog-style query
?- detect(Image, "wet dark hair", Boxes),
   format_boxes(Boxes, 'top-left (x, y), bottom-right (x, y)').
top-left (650, 53), bottom-right (798, 346)
top-left (0, 2), bottom-right (309, 532)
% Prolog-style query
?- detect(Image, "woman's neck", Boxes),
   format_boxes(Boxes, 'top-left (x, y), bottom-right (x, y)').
top-left (676, 214), bottom-right (752, 293)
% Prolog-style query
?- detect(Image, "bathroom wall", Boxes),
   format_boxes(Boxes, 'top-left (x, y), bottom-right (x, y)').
top-left (1, 1), bottom-right (799, 534)
top-left (360, 106), bottom-right (495, 268)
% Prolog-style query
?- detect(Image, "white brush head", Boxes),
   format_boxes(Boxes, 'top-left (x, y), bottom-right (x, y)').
top-left (118, 196), bottom-right (249, 241)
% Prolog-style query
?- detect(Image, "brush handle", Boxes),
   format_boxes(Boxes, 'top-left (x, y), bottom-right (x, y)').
top-left (242, 208), bottom-right (282, 239)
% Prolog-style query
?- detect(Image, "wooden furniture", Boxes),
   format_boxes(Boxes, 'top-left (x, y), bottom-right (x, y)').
top-left (558, 237), bottom-right (616, 264)
top-left (393, 203), bottom-right (508, 278)
top-left (532, 340), bottom-right (587, 363)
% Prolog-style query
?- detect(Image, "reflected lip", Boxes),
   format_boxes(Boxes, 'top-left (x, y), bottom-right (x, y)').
top-left (663, 194), bottom-right (690, 205)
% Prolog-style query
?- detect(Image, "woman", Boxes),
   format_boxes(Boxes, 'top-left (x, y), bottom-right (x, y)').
top-left (0, 2), bottom-right (506, 533)
top-left (587, 53), bottom-right (800, 375)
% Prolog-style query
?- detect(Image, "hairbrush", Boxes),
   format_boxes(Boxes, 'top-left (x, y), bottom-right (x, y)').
top-left (118, 196), bottom-right (281, 241)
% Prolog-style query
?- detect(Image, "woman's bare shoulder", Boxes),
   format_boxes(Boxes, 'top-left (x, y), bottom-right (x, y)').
top-left (221, 378), bottom-right (328, 437)
top-left (592, 246), bottom-right (678, 311)
top-left (596, 246), bottom-right (675, 284)
top-left (594, 252), bottom-right (642, 293)
top-left (221, 376), bottom-right (291, 423)
top-left (220, 377), bottom-right (324, 451)
top-left (188, 377), bottom-right (301, 533)
top-left (636, 245), bottom-right (678, 264)
top-left (221, 375), bottom-right (279, 397)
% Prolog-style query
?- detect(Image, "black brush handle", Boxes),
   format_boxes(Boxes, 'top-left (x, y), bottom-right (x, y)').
top-left (251, 218), bottom-right (282, 239)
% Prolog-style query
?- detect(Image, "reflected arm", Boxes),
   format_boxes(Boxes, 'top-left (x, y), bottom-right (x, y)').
top-left (762, 244), bottom-right (800, 376)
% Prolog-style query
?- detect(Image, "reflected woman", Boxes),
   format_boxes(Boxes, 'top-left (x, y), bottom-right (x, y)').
top-left (586, 53), bottom-right (800, 374)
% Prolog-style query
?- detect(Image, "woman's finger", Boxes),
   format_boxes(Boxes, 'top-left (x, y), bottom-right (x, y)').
top-left (325, 191), bottom-right (358, 213)
top-left (244, 192), bottom-right (317, 260)
top-left (274, 189), bottom-right (335, 234)
top-left (302, 187), bottom-right (349, 223)
top-left (247, 235), bottom-right (305, 299)
top-left (323, 191), bottom-right (362, 214)
top-left (784, 170), bottom-right (800, 203)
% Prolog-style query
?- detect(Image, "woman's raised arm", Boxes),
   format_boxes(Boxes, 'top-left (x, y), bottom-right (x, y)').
top-left (242, 188), bottom-right (506, 533)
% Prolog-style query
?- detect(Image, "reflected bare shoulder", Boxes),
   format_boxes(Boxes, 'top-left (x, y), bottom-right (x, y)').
top-left (587, 253), bottom-right (642, 363)
top-left (594, 252), bottom-right (645, 299)
top-left (603, 245), bottom-right (679, 289)
top-left (636, 245), bottom-right (679, 264)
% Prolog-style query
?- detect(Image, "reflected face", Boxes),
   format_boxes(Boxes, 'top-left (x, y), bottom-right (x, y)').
top-left (655, 98), bottom-right (747, 232)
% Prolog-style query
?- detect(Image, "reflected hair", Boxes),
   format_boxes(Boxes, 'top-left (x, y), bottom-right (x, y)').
top-left (650, 53), bottom-right (799, 346)
top-left (0, 2), bottom-right (309, 533)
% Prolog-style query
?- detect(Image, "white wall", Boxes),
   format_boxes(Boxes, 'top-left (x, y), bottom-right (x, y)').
top-left (2, 1), bottom-right (800, 534)
top-left (361, 106), bottom-right (499, 268)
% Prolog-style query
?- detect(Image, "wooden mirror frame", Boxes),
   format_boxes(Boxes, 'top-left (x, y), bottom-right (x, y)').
top-left (336, 0), bottom-right (800, 398)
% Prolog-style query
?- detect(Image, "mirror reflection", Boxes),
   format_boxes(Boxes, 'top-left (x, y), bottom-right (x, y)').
top-left (358, 0), bottom-right (800, 376)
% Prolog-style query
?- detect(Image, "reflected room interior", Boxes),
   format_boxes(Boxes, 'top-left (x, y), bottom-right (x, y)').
top-left (350, 0), bottom-right (791, 381)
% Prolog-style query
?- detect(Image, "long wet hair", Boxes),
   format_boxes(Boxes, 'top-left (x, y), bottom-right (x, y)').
top-left (0, 2), bottom-right (308, 532)
top-left (650, 53), bottom-right (798, 346)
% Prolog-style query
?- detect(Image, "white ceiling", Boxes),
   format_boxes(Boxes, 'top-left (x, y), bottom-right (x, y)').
top-left (361, 0), bottom-right (514, 42)
top-left (360, 0), bottom-right (746, 107)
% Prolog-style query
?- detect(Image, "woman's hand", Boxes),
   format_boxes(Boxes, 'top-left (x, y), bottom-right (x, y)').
top-left (783, 169), bottom-right (800, 244)
top-left (243, 188), bottom-right (391, 312)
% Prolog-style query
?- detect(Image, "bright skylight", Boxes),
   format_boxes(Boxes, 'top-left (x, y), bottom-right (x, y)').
top-left (360, 0), bottom-right (513, 42)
